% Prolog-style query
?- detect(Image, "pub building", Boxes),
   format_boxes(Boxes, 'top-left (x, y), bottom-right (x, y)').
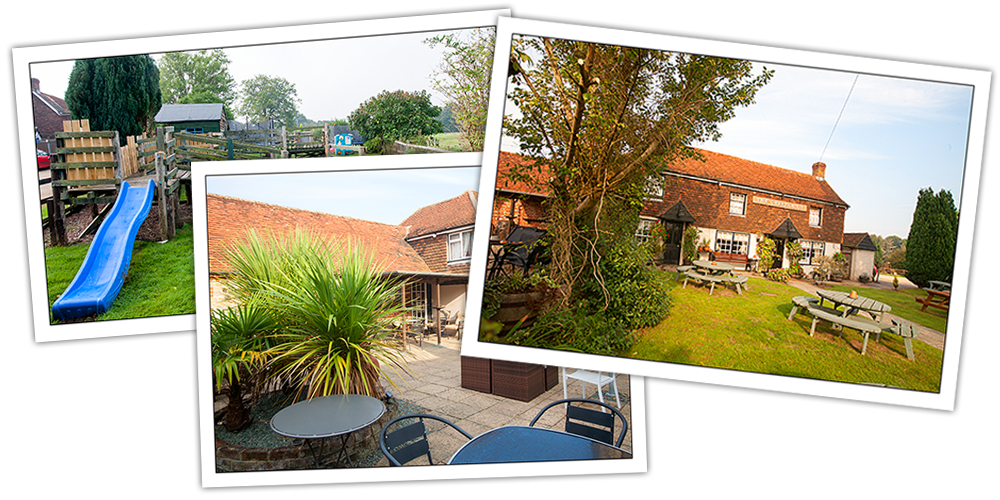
top-left (494, 148), bottom-right (854, 277)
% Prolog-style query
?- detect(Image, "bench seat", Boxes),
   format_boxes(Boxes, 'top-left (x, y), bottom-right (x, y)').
top-left (807, 307), bottom-right (884, 355)
top-left (683, 270), bottom-right (723, 295)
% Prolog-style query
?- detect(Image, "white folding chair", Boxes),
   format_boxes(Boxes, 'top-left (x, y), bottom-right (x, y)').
top-left (561, 368), bottom-right (621, 410)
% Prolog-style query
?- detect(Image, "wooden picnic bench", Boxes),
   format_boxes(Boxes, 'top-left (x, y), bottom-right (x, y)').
top-left (882, 319), bottom-right (919, 361)
top-left (806, 306), bottom-right (884, 355)
top-left (916, 288), bottom-right (950, 312)
top-left (683, 270), bottom-right (724, 295)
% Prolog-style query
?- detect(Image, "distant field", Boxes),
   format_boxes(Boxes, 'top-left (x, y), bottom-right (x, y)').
top-left (432, 132), bottom-right (467, 152)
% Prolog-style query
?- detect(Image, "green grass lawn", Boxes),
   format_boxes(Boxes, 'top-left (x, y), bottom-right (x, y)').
top-left (825, 283), bottom-right (950, 333)
top-left (45, 224), bottom-right (196, 323)
top-left (629, 274), bottom-right (943, 392)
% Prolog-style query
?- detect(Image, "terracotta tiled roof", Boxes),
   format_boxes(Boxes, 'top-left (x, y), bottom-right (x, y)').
top-left (496, 151), bottom-right (552, 196)
top-left (496, 149), bottom-right (848, 208)
top-left (663, 148), bottom-right (848, 207)
top-left (400, 190), bottom-right (477, 238)
top-left (206, 194), bottom-right (431, 275)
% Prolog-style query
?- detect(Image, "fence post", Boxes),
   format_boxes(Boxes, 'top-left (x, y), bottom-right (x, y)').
top-left (156, 151), bottom-right (168, 241)
top-left (227, 138), bottom-right (234, 160)
top-left (323, 123), bottom-right (330, 157)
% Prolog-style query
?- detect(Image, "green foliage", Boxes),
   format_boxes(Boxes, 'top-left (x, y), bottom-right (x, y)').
top-left (812, 254), bottom-right (847, 282)
top-left (766, 267), bottom-right (790, 283)
top-left (65, 55), bottom-right (162, 142)
top-left (503, 306), bottom-right (638, 357)
top-left (425, 28), bottom-right (495, 151)
top-left (224, 228), bottom-right (410, 400)
top-left (157, 49), bottom-right (236, 109)
top-left (755, 235), bottom-right (777, 271)
top-left (481, 268), bottom-right (558, 320)
top-left (904, 188), bottom-right (959, 287)
top-left (683, 225), bottom-right (700, 263)
top-left (435, 104), bottom-right (460, 133)
top-left (348, 90), bottom-right (443, 144)
top-left (236, 74), bottom-right (301, 128)
top-left (785, 240), bottom-right (803, 267)
top-left (211, 300), bottom-right (280, 431)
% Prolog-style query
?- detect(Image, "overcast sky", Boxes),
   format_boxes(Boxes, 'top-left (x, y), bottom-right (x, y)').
top-left (27, 28), bottom-right (476, 121)
top-left (205, 166), bottom-right (481, 225)
top-left (500, 57), bottom-right (974, 239)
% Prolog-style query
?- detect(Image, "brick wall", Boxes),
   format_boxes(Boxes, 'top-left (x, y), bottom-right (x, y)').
top-left (643, 176), bottom-right (845, 245)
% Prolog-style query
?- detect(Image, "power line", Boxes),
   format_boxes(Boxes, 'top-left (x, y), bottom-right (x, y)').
top-left (819, 73), bottom-right (859, 163)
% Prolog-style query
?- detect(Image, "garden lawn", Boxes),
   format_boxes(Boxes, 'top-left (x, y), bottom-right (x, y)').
top-left (45, 224), bottom-right (196, 323)
top-left (825, 283), bottom-right (950, 334)
top-left (630, 274), bottom-right (943, 392)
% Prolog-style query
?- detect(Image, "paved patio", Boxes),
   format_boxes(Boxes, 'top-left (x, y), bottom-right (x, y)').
top-left (374, 336), bottom-right (634, 466)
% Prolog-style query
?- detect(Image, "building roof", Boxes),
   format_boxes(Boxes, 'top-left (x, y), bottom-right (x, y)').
top-left (206, 194), bottom-right (431, 275)
top-left (400, 190), bottom-right (478, 238)
top-left (843, 232), bottom-right (878, 251)
top-left (662, 148), bottom-right (849, 207)
top-left (496, 151), bottom-right (552, 197)
top-left (657, 200), bottom-right (696, 223)
top-left (768, 218), bottom-right (803, 239)
top-left (155, 103), bottom-right (224, 123)
top-left (31, 79), bottom-right (70, 116)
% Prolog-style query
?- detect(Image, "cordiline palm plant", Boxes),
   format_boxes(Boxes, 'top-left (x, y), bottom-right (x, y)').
top-left (226, 228), bottom-right (411, 402)
top-left (210, 300), bottom-right (280, 432)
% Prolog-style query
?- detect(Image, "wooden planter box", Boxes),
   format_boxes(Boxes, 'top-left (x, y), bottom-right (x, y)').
top-left (491, 359), bottom-right (546, 402)
top-left (460, 356), bottom-right (492, 394)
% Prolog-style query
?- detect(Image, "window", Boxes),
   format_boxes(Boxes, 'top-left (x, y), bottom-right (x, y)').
top-left (644, 175), bottom-right (663, 200)
top-left (809, 207), bottom-right (822, 227)
top-left (403, 282), bottom-right (430, 321)
top-left (800, 240), bottom-right (825, 265)
top-left (185, 127), bottom-right (204, 133)
top-left (715, 230), bottom-right (750, 255)
top-left (448, 230), bottom-right (473, 262)
top-left (635, 218), bottom-right (657, 245)
top-left (729, 192), bottom-right (746, 215)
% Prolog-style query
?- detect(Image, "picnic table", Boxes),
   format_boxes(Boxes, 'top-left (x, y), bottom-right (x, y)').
top-left (927, 280), bottom-right (952, 292)
top-left (693, 260), bottom-right (735, 276)
top-left (917, 288), bottom-right (950, 312)
top-left (815, 290), bottom-right (892, 322)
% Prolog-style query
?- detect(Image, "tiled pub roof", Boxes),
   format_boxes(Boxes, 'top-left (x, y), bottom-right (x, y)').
top-left (206, 194), bottom-right (431, 275)
top-left (662, 149), bottom-right (848, 207)
top-left (400, 190), bottom-right (477, 238)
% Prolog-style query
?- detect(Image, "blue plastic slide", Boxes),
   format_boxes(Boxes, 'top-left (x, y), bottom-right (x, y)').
top-left (51, 180), bottom-right (157, 321)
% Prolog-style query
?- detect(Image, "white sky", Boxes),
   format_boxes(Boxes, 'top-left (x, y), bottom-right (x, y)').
top-left (500, 57), bottom-right (973, 239)
top-left (205, 166), bottom-right (481, 225)
top-left (27, 28), bottom-right (473, 122)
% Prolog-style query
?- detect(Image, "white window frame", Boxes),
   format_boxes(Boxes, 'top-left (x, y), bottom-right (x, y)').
top-left (635, 218), bottom-right (657, 245)
top-left (715, 230), bottom-right (750, 255)
top-left (644, 175), bottom-right (663, 200)
top-left (729, 192), bottom-right (747, 216)
top-left (809, 207), bottom-right (822, 227)
top-left (447, 229), bottom-right (473, 262)
top-left (800, 240), bottom-right (825, 265)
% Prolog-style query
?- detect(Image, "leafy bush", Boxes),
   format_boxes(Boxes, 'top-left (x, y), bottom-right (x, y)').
top-left (766, 267), bottom-right (790, 283)
top-left (683, 225), bottom-right (700, 263)
top-left (504, 305), bottom-right (638, 356)
top-left (347, 90), bottom-right (443, 145)
top-left (481, 268), bottom-right (558, 320)
top-left (756, 235), bottom-right (777, 271)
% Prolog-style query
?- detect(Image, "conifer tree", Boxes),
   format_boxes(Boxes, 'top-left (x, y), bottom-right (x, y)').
top-left (904, 188), bottom-right (959, 287)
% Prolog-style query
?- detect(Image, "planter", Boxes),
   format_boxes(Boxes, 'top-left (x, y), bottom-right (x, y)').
top-left (491, 290), bottom-right (552, 333)
top-left (491, 359), bottom-right (546, 402)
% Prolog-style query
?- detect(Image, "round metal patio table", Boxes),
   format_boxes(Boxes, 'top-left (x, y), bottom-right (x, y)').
top-left (270, 394), bottom-right (385, 468)
top-left (448, 426), bottom-right (631, 465)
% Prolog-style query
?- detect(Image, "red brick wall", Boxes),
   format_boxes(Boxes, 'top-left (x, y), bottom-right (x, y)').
top-left (492, 195), bottom-right (548, 237)
top-left (643, 176), bottom-right (845, 244)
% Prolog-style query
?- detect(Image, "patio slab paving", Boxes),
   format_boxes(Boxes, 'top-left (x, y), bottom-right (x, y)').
top-left (375, 337), bottom-right (634, 466)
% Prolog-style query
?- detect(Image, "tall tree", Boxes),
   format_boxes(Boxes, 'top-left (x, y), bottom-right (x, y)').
top-left (65, 55), bottom-right (162, 141)
top-left (503, 36), bottom-right (772, 299)
top-left (904, 188), bottom-right (959, 287)
top-left (157, 49), bottom-right (236, 109)
top-left (425, 28), bottom-right (495, 151)
top-left (237, 75), bottom-right (301, 128)
top-left (348, 90), bottom-right (443, 143)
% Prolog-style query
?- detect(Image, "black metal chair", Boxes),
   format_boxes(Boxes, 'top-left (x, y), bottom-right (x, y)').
top-left (529, 398), bottom-right (628, 448)
top-left (379, 414), bottom-right (473, 466)
top-left (489, 224), bottom-right (548, 279)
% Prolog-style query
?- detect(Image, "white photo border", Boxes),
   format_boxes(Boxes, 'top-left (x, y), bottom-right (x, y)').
top-left (461, 17), bottom-right (991, 411)
top-left (192, 152), bottom-right (648, 487)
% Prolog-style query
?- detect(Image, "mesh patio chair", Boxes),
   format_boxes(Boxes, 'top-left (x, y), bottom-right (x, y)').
top-left (488, 224), bottom-right (548, 279)
top-left (529, 398), bottom-right (628, 448)
top-left (380, 414), bottom-right (473, 466)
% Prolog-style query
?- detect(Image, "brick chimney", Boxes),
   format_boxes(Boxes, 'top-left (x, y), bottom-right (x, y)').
top-left (31, 78), bottom-right (40, 91)
top-left (812, 162), bottom-right (826, 181)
